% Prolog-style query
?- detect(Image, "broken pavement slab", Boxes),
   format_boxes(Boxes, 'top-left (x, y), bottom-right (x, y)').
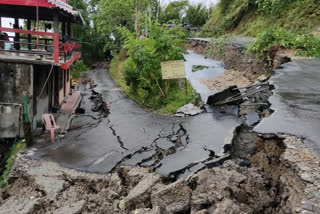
top-left (151, 179), bottom-right (192, 213)
top-left (121, 173), bottom-right (161, 210)
top-left (175, 103), bottom-right (204, 117)
top-left (56, 90), bottom-right (82, 133)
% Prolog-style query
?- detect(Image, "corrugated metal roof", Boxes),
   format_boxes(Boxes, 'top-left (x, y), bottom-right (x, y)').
top-left (46, 0), bottom-right (79, 15)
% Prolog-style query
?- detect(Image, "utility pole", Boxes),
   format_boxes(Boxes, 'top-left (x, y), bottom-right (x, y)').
top-left (157, 0), bottom-right (161, 22)
top-left (135, 0), bottom-right (140, 39)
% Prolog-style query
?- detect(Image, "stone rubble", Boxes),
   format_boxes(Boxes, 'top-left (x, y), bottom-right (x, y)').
top-left (1, 132), bottom-right (319, 214)
top-left (175, 103), bottom-right (205, 117)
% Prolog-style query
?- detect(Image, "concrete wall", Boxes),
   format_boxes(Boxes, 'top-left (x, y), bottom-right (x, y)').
top-left (0, 104), bottom-right (22, 138)
top-left (0, 62), bottom-right (34, 120)
top-left (0, 62), bottom-right (71, 133)
top-left (32, 65), bottom-right (53, 126)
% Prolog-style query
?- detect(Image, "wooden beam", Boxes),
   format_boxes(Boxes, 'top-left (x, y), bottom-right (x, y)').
top-left (67, 22), bottom-right (71, 36)
top-left (14, 18), bottom-right (20, 50)
top-left (27, 19), bottom-right (32, 50)
top-left (62, 22), bottom-right (66, 37)
top-left (53, 13), bottom-right (59, 34)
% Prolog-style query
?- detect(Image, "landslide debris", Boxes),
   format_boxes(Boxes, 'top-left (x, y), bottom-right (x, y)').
top-left (1, 132), bottom-right (319, 214)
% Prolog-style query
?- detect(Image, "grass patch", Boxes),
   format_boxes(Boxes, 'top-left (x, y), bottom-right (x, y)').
top-left (192, 65), bottom-right (209, 72)
top-left (0, 141), bottom-right (26, 188)
top-left (202, 0), bottom-right (320, 37)
top-left (110, 55), bottom-right (195, 114)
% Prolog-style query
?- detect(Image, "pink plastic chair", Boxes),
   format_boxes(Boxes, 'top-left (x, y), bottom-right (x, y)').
top-left (42, 114), bottom-right (61, 142)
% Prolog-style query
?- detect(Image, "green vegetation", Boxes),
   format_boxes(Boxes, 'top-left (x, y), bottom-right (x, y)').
top-left (184, 3), bottom-right (211, 27)
top-left (248, 27), bottom-right (320, 58)
top-left (114, 24), bottom-right (194, 114)
top-left (159, 1), bottom-right (189, 24)
top-left (202, 0), bottom-right (320, 58)
top-left (158, 1), bottom-right (212, 28)
top-left (68, 0), bottom-right (106, 65)
top-left (110, 54), bottom-right (195, 114)
top-left (206, 35), bottom-right (230, 58)
top-left (192, 65), bottom-right (209, 72)
top-left (0, 142), bottom-right (25, 188)
top-left (203, 0), bottom-right (320, 37)
top-left (71, 60), bottom-right (89, 79)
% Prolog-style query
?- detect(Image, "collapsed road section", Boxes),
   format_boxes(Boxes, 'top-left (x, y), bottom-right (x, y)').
top-left (1, 54), bottom-right (320, 213)
top-left (0, 130), bottom-right (319, 213)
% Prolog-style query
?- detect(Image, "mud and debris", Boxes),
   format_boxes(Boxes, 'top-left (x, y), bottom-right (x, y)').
top-left (1, 131), bottom-right (320, 213)
top-left (202, 69), bottom-right (254, 91)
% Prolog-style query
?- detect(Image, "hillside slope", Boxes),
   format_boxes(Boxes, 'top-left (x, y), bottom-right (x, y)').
top-left (202, 0), bottom-right (320, 37)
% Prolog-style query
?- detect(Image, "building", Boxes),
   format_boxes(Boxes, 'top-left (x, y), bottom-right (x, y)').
top-left (0, 0), bottom-right (83, 138)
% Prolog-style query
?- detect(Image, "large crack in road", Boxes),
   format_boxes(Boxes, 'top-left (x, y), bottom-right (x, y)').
top-left (30, 65), bottom-right (241, 178)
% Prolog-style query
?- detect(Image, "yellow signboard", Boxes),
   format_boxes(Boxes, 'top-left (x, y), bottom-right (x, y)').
top-left (161, 60), bottom-right (186, 80)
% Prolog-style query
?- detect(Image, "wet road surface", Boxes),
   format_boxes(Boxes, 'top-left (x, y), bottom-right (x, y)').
top-left (31, 52), bottom-right (241, 177)
top-left (184, 50), bottom-right (224, 101)
top-left (255, 59), bottom-right (320, 156)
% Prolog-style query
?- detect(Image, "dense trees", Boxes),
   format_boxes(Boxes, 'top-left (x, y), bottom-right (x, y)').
top-left (184, 3), bottom-right (210, 27)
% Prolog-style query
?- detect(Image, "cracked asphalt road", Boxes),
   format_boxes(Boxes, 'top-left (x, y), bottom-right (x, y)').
top-left (255, 59), bottom-right (320, 156)
top-left (31, 52), bottom-right (241, 178)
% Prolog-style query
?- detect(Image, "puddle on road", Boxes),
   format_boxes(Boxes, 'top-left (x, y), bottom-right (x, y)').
top-left (184, 50), bottom-right (225, 102)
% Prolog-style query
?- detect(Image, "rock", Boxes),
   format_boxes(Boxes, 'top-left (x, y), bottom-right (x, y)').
top-left (53, 200), bottom-right (86, 214)
top-left (301, 173), bottom-right (315, 184)
top-left (212, 199), bottom-right (243, 214)
top-left (125, 167), bottom-right (152, 187)
top-left (123, 173), bottom-right (161, 209)
top-left (174, 113), bottom-right (185, 117)
top-left (257, 75), bottom-right (267, 82)
top-left (131, 206), bottom-right (162, 214)
top-left (176, 103), bottom-right (204, 116)
top-left (108, 172), bottom-right (123, 194)
top-left (151, 179), bottom-right (192, 213)
top-left (195, 209), bottom-right (209, 214)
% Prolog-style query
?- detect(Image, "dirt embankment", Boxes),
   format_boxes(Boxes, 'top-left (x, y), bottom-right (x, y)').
top-left (1, 129), bottom-right (319, 214)
top-left (188, 39), bottom-right (291, 91)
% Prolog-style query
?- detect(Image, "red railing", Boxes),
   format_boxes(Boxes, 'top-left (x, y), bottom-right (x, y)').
top-left (0, 27), bottom-right (60, 63)
top-left (59, 41), bottom-right (81, 53)
top-left (0, 27), bottom-right (82, 69)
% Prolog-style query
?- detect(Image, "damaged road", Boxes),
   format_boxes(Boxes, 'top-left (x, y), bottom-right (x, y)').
top-left (255, 59), bottom-right (320, 156)
top-left (1, 51), bottom-right (320, 213)
top-left (30, 64), bottom-right (240, 179)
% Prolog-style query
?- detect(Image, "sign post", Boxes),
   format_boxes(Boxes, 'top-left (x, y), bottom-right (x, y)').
top-left (161, 60), bottom-right (187, 97)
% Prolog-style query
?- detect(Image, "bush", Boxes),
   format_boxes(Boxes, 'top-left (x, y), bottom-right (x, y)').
top-left (206, 35), bottom-right (230, 58)
top-left (116, 23), bottom-right (194, 113)
top-left (255, 0), bottom-right (297, 15)
top-left (248, 26), bottom-right (320, 58)
top-left (0, 142), bottom-right (25, 188)
top-left (71, 60), bottom-right (89, 79)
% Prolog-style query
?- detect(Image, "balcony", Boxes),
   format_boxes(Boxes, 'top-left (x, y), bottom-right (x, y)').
top-left (0, 27), bottom-right (81, 70)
